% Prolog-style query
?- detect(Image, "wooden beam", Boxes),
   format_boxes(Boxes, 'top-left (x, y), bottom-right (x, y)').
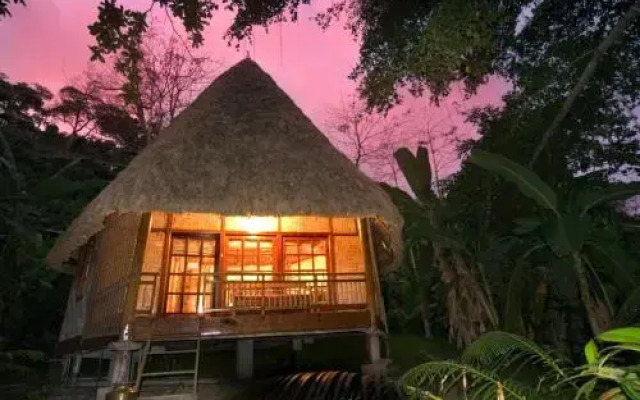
top-left (121, 213), bottom-right (152, 333)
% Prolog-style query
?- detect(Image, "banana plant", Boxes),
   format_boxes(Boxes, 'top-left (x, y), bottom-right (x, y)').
top-left (383, 147), bottom-right (497, 346)
top-left (469, 150), bottom-right (640, 335)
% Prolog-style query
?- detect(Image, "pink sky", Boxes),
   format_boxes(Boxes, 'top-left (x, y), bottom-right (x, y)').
top-left (0, 0), bottom-right (506, 179)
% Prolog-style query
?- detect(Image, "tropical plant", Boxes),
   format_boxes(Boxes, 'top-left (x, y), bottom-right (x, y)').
top-left (569, 327), bottom-right (640, 399)
top-left (383, 147), bottom-right (498, 346)
top-left (401, 331), bottom-right (571, 399)
top-left (468, 150), bottom-right (640, 336)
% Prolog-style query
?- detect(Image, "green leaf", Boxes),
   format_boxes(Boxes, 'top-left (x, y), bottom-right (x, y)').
top-left (549, 213), bottom-right (591, 256)
top-left (584, 340), bottom-right (599, 365)
top-left (394, 147), bottom-right (433, 203)
top-left (598, 327), bottom-right (640, 345)
top-left (621, 379), bottom-right (640, 400)
top-left (503, 261), bottom-right (527, 335)
top-left (577, 184), bottom-right (640, 216)
top-left (407, 218), bottom-right (469, 254)
top-left (617, 287), bottom-right (640, 325)
top-left (380, 183), bottom-right (424, 219)
top-left (468, 150), bottom-right (559, 214)
top-left (512, 217), bottom-right (542, 235)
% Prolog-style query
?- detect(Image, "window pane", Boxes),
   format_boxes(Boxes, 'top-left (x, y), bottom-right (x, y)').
top-left (298, 254), bottom-right (314, 271)
top-left (183, 295), bottom-right (197, 313)
top-left (184, 275), bottom-right (199, 293)
top-left (201, 257), bottom-right (215, 273)
top-left (203, 276), bottom-right (214, 293)
top-left (185, 257), bottom-right (200, 273)
top-left (200, 294), bottom-right (212, 312)
top-left (227, 240), bottom-right (242, 255)
top-left (285, 255), bottom-right (299, 272)
top-left (226, 255), bottom-right (241, 271)
top-left (166, 295), bottom-right (181, 313)
top-left (299, 241), bottom-right (312, 254)
top-left (170, 257), bottom-right (185, 273)
top-left (313, 239), bottom-right (327, 254)
top-left (284, 240), bottom-right (298, 255)
top-left (173, 238), bottom-right (186, 254)
top-left (187, 239), bottom-right (201, 255)
top-left (136, 284), bottom-right (154, 311)
top-left (314, 255), bottom-right (327, 271)
top-left (168, 275), bottom-right (183, 292)
top-left (202, 240), bottom-right (216, 256)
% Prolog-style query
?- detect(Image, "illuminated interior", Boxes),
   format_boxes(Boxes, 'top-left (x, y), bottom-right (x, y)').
top-left (136, 213), bottom-right (367, 314)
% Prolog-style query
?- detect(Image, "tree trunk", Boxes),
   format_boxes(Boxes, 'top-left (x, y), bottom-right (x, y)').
top-left (572, 253), bottom-right (610, 335)
top-left (409, 246), bottom-right (432, 339)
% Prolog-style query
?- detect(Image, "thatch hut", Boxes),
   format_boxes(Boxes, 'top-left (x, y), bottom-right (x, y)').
top-left (50, 58), bottom-right (402, 394)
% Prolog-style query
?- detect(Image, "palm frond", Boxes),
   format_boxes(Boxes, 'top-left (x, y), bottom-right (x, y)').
top-left (401, 360), bottom-right (532, 400)
top-left (460, 331), bottom-right (567, 382)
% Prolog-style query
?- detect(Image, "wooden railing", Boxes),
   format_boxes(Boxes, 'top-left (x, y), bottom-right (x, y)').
top-left (136, 272), bottom-right (368, 315)
top-left (217, 272), bottom-right (368, 312)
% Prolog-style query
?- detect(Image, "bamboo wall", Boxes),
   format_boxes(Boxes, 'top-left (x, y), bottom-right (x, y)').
top-left (82, 212), bottom-right (145, 339)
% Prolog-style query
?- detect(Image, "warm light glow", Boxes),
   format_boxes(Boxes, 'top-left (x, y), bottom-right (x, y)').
top-left (197, 297), bottom-right (204, 314)
top-left (239, 216), bottom-right (277, 233)
top-left (224, 216), bottom-right (278, 233)
top-left (186, 262), bottom-right (199, 271)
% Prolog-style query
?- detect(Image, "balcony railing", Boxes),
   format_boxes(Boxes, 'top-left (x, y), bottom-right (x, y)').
top-left (136, 272), bottom-right (368, 315)
top-left (218, 272), bottom-right (367, 312)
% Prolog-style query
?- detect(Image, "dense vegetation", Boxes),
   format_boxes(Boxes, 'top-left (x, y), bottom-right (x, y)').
top-left (1, 0), bottom-right (640, 398)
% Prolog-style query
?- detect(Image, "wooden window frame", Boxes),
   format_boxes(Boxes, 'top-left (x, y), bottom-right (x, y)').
top-left (149, 215), bottom-right (362, 315)
top-left (164, 232), bottom-right (220, 314)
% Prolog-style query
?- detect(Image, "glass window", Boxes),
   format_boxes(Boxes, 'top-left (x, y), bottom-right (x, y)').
top-left (165, 234), bottom-right (218, 314)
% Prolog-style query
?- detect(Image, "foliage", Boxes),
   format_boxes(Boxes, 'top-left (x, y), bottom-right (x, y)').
top-left (385, 147), bottom-right (498, 346)
top-left (469, 150), bottom-right (640, 336)
top-left (48, 29), bottom-right (215, 150)
top-left (0, 74), bottom-right (128, 382)
top-left (402, 327), bottom-right (640, 399)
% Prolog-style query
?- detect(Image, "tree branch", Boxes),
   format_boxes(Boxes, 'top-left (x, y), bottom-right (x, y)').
top-left (528, 0), bottom-right (640, 167)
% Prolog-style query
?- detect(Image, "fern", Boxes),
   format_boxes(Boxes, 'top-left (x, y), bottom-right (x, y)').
top-left (401, 360), bottom-right (535, 400)
top-left (461, 331), bottom-right (567, 382)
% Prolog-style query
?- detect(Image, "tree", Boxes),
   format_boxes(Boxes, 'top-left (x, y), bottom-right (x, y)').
top-left (0, 74), bottom-right (128, 384)
top-left (324, 96), bottom-right (407, 183)
top-left (384, 147), bottom-right (498, 346)
top-left (49, 30), bottom-right (216, 150)
top-left (469, 150), bottom-right (640, 336)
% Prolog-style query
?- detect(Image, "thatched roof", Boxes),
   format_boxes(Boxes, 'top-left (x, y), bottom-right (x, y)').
top-left (47, 58), bottom-right (403, 269)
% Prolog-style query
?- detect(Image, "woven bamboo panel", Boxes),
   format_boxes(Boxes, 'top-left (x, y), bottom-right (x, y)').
top-left (172, 212), bottom-right (222, 231)
top-left (280, 216), bottom-right (330, 233)
top-left (333, 235), bottom-right (364, 274)
top-left (331, 217), bottom-right (358, 234)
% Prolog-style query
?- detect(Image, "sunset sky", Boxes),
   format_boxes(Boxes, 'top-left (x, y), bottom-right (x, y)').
top-left (0, 0), bottom-right (507, 178)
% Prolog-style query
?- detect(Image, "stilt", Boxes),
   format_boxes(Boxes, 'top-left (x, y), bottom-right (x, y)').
top-left (70, 352), bottom-right (82, 384)
top-left (236, 339), bottom-right (254, 379)
top-left (366, 331), bottom-right (381, 363)
top-left (108, 341), bottom-right (142, 386)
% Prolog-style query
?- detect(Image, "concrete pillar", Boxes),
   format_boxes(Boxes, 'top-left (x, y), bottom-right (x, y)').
top-left (236, 339), bottom-right (254, 379)
top-left (366, 332), bottom-right (381, 363)
top-left (70, 353), bottom-right (82, 384)
top-left (108, 341), bottom-right (142, 386)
